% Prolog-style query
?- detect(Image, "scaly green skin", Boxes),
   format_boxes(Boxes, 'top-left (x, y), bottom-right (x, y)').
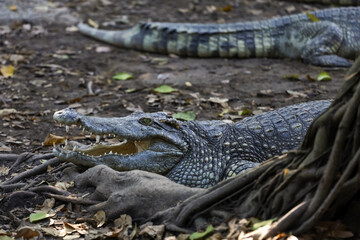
top-left (284, 0), bottom-right (360, 5)
top-left (78, 7), bottom-right (360, 67)
top-left (53, 100), bottom-right (331, 188)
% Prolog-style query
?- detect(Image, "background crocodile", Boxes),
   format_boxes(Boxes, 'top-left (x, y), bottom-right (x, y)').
top-left (78, 7), bottom-right (360, 67)
top-left (283, 0), bottom-right (360, 5)
top-left (53, 100), bottom-right (331, 188)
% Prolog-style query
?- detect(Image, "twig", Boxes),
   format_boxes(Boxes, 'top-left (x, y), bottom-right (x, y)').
top-left (0, 183), bottom-right (27, 192)
top-left (2, 157), bottom-right (61, 185)
top-left (10, 152), bottom-right (35, 170)
top-left (0, 154), bottom-right (23, 163)
top-left (5, 190), bottom-right (37, 203)
top-left (261, 201), bottom-right (309, 239)
top-left (52, 162), bottom-right (74, 173)
top-left (87, 80), bottom-right (94, 95)
top-left (45, 193), bottom-right (100, 205)
top-left (29, 185), bottom-right (70, 196)
top-left (9, 152), bottom-right (55, 170)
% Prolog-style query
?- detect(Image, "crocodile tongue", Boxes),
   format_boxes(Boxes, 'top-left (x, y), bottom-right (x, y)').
top-left (65, 139), bottom-right (151, 157)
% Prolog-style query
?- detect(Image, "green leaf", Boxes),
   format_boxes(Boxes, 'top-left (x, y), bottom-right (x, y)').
top-left (238, 109), bottom-right (251, 116)
top-left (217, 108), bottom-right (229, 117)
top-left (0, 236), bottom-right (15, 240)
top-left (153, 85), bottom-right (176, 93)
top-left (306, 12), bottom-right (320, 22)
top-left (36, 180), bottom-right (48, 186)
top-left (251, 218), bottom-right (277, 230)
top-left (190, 225), bottom-right (213, 240)
top-left (317, 71), bottom-right (332, 81)
top-left (29, 212), bottom-right (51, 222)
top-left (125, 88), bottom-right (136, 93)
top-left (173, 111), bottom-right (196, 121)
top-left (112, 72), bottom-right (133, 81)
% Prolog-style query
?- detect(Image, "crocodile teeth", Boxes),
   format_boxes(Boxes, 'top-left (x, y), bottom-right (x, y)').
top-left (73, 146), bottom-right (78, 151)
top-left (96, 135), bottom-right (100, 143)
top-left (53, 142), bottom-right (56, 147)
top-left (66, 125), bottom-right (70, 133)
top-left (109, 151), bottom-right (113, 154)
top-left (65, 139), bottom-right (68, 146)
top-left (82, 128), bottom-right (85, 133)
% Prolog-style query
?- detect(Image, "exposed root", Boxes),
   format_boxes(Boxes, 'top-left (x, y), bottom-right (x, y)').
top-left (1, 157), bottom-right (61, 185)
top-left (262, 201), bottom-right (309, 239)
top-left (0, 154), bottom-right (22, 163)
top-left (29, 185), bottom-right (70, 196)
top-left (0, 183), bottom-right (27, 192)
top-left (4, 152), bottom-right (55, 170)
top-left (46, 193), bottom-right (101, 205)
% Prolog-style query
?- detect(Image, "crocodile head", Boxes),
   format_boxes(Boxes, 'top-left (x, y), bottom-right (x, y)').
top-left (52, 108), bottom-right (188, 174)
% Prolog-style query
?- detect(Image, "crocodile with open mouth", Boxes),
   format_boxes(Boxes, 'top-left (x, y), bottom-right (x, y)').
top-left (53, 100), bottom-right (331, 188)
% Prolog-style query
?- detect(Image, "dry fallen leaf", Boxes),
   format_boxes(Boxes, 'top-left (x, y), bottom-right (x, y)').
top-left (0, 142), bottom-right (11, 152)
top-left (42, 227), bottom-right (62, 238)
top-left (43, 134), bottom-right (66, 146)
top-left (40, 198), bottom-right (55, 211)
top-left (0, 65), bottom-right (14, 78)
top-left (139, 225), bottom-right (165, 240)
top-left (96, 46), bottom-right (111, 53)
top-left (63, 222), bottom-right (88, 235)
top-left (88, 19), bottom-right (99, 28)
top-left (54, 182), bottom-right (73, 191)
top-left (16, 226), bottom-right (41, 239)
top-left (0, 164), bottom-right (10, 176)
top-left (9, 5), bottom-right (17, 11)
top-left (286, 90), bottom-right (308, 98)
top-left (208, 97), bottom-right (228, 104)
top-left (93, 210), bottom-right (106, 227)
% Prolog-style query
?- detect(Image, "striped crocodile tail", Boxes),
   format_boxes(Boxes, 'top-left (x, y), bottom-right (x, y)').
top-left (77, 21), bottom-right (276, 58)
top-left (77, 23), bottom-right (139, 49)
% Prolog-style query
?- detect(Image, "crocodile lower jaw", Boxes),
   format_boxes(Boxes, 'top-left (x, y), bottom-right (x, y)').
top-left (55, 138), bottom-right (151, 157)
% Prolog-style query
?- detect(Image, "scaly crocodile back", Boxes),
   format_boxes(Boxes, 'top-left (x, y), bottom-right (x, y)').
top-left (283, 0), bottom-right (360, 5)
top-left (232, 100), bottom-right (331, 163)
top-left (167, 100), bottom-right (331, 187)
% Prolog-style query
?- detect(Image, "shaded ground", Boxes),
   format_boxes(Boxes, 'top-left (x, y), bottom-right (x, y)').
top-left (0, 0), bottom-right (351, 238)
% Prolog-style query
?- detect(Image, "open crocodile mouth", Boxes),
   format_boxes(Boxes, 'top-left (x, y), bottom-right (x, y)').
top-left (62, 138), bottom-right (152, 157)
top-left (53, 123), bottom-right (180, 158)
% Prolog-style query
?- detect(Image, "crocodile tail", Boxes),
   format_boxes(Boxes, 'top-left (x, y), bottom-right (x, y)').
top-left (77, 21), bottom-right (281, 58)
top-left (77, 23), bottom-right (142, 49)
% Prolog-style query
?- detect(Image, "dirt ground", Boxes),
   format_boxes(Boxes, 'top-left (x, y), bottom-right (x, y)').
top-left (0, 0), bottom-right (352, 238)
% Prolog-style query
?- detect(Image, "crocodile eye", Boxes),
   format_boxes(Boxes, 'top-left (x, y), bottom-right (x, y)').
top-left (139, 117), bottom-right (153, 126)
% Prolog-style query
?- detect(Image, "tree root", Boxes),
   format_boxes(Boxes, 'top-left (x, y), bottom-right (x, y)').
top-left (46, 193), bottom-right (101, 205)
top-left (0, 183), bottom-right (27, 192)
top-left (29, 185), bottom-right (70, 196)
top-left (152, 57), bottom-right (360, 237)
top-left (1, 157), bottom-right (61, 185)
